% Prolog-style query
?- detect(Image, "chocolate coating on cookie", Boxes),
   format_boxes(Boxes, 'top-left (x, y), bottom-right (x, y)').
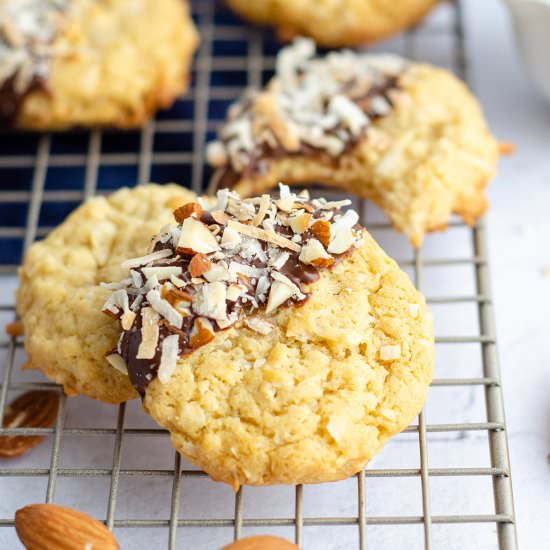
top-left (102, 185), bottom-right (363, 394)
top-left (207, 39), bottom-right (405, 189)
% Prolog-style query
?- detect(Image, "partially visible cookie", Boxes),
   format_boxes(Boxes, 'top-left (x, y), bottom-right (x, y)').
top-left (103, 185), bottom-right (434, 488)
top-left (0, 0), bottom-right (199, 129)
top-left (226, 0), bottom-right (439, 47)
top-left (16, 184), bottom-right (196, 404)
top-left (207, 39), bottom-right (499, 246)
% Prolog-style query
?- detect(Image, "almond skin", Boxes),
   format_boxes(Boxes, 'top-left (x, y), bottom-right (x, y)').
top-left (310, 257), bottom-right (335, 268)
top-left (189, 253), bottom-right (212, 277)
top-left (173, 202), bottom-right (203, 223)
top-left (0, 391), bottom-right (59, 458)
top-left (15, 504), bottom-right (119, 550)
top-left (220, 535), bottom-right (299, 550)
top-left (5, 320), bottom-right (23, 337)
top-left (310, 220), bottom-right (331, 247)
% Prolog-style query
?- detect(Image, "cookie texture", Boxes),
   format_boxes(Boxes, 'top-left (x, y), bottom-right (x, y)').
top-left (144, 228), bottom-right (433, 488)
top-left (226, 0), bottom-right (438, 47)
top-left (0, 0), bottom-right (199, 129)
top-left (16, 184), bottom-right (196, 403)
top-left (207, 39), bottom-right (499, 246)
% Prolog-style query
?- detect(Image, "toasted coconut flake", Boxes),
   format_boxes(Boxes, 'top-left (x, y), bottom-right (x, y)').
top-left (102, 289), bottom-right (130, 317)
top-left (269, 249), bottom-right (290, 270)
top-left (131, 270), bottom-right (143, 288)
top-left (227, 220), bottom-right (301, 252)
top-left (228, 261), bottom-right (264, 279)
top-left (334, 209), bottom-right (359, 229)
top-left (146, 289), bottom-right (184, 329)
top-left (122, 249), bottom-right (173, 269)
top-left (317, 199), bottom-right (352, 210)
top-left (137, 307), bottom-right (160, 359)
top-left (158, 335), bottom-right (180, 384)
top-left (253, 194), bottom-right (271, 226)
top-left (245, 317), bottom-right (275, 335)
top-left (106, 353), bottom-right (128, 375)
top-left (142, 266), bottom-right (182, 280)
top-left (170, 274), bottom-right (186, 288)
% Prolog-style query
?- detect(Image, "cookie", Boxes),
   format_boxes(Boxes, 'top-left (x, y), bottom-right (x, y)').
top-left (207, 39), bottom-right (499, 246)
top-left (0, 0), bottom-right (199, 129)
top-left (103, 185), bottom-right (434, 488)
top-left (16, 184), bottom-right (196, 404)
top-left (226, 0), bottom-right (438, 47)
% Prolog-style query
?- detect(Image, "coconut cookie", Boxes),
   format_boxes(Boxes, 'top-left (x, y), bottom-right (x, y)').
top-left (226, 0), bottom-right (438, 47)
top-left (16, 184), bottom-right (196, 404)
top-left (0, 0), bottom-right (199, 129)
top-left (207, 39), bottom-right (499, 246)
top-left (103, 185), bottom-right (434, 488)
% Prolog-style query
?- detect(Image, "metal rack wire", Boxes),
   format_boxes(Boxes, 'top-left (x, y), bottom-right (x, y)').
top-left (0, 1), bottom-right (517, 548)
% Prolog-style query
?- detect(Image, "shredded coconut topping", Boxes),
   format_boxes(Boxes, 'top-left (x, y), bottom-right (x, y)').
top-left (206, 38), bottom-right (406, 177)
top-left (101, 184), bottom-right (364, 392)
top-left (0, 0), bottom-right (69, 95)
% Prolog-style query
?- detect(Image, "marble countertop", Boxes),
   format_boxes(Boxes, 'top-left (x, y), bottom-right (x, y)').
top-left (0, 0), bottom-right (547, 548)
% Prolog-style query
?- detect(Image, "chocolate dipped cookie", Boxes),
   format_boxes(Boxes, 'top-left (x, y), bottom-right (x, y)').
top-left (102, 185), bottom-right (434, 488)
top-left (207, 39), bottom-right (499, 246)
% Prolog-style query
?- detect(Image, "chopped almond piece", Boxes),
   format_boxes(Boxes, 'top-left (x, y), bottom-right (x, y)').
top-left (288, 211), bottom-right (311, 234)
top-left (189, 318), bottom-right (216, 349)
top-left (177, 217), bottom-right (219, 255)
top-left (189, 253), bottom-right (212, 277)
top-left (311, 220), bottom-right (332, 247)
top-left (327, 227), bottom-right (354, 254)
top-left (173, 202), bottom-right (203, 223)
top-left (299, 238), bottom-right (333, 266)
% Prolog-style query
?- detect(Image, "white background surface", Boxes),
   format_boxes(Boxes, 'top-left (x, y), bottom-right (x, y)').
top-left (0, 0), bottom-right (548, 548)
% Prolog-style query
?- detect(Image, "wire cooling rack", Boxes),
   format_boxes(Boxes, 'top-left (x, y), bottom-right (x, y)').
top-left (0, 1), bottom-right (517, 548)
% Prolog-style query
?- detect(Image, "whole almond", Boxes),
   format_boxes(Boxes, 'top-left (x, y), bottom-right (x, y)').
top-left (0, 391), bottom-right (59, 458)
top-left (173, 202), bottom-right (203, 223)
top-left (189, 253), bottom-right (212, 277)
top-left (220, 535), bottom-right (299, 550)
top-left (310, 220), bottom-right (331, 247)
top-left (15, 504), bottom-right (119, 550)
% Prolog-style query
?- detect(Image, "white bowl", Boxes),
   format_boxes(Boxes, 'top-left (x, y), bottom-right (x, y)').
top-left (505, 0), bottom-right (550, 103)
